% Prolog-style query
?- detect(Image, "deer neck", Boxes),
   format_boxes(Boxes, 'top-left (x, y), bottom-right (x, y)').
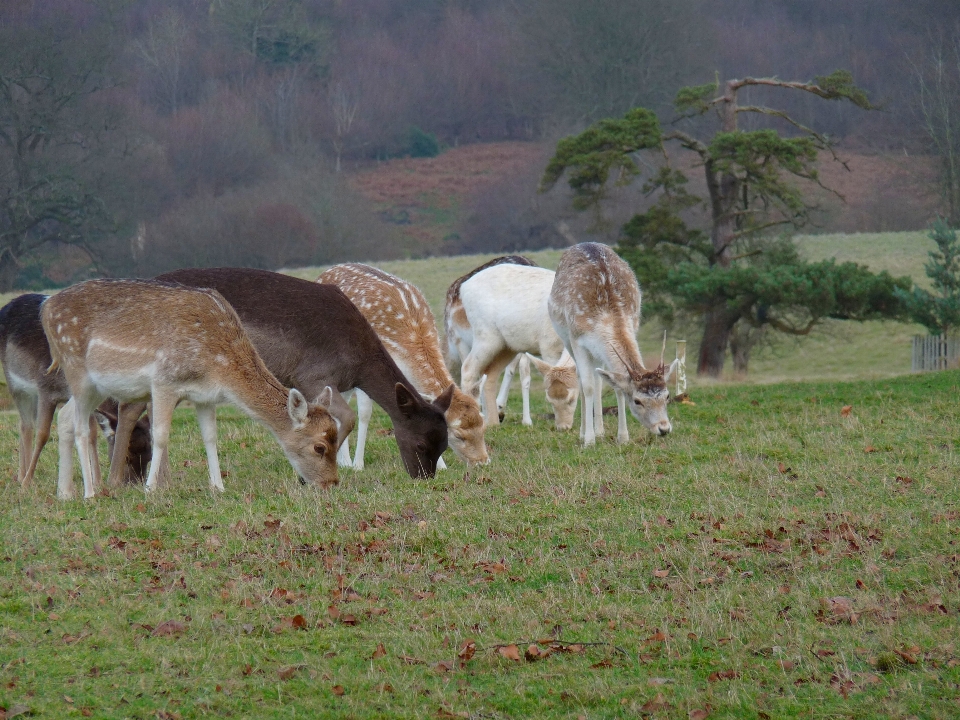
top-left (601, 319), bottom-right (644, 374)
top-left (222, 355), bottom-right (295, 437)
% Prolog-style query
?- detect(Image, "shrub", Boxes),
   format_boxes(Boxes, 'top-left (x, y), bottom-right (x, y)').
top-left (407, 126), bottom-right (440, 158)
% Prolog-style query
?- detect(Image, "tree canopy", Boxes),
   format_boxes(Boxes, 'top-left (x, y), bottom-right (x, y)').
top-left (542, 72), bottom-right (911, 376)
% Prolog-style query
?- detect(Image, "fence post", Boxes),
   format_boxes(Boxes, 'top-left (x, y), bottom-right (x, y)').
top-left (675, 340), bottom-right (687, 395)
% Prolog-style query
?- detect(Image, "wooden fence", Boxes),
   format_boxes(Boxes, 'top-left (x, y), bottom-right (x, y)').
top-left (912, 334), bottom-right (960, 371)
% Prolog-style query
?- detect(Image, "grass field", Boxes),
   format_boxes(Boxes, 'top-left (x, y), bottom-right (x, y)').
top-left (2, 230), bottom-right (958, 718)
top-left (2, 366), bottom-right (959, 718)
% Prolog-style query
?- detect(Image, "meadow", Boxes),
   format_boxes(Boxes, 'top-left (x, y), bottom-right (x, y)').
top-left (2, 231), bottom-right (959, 718)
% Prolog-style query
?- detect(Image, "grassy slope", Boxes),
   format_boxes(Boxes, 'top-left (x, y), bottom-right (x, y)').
top-left (289, 230), bottom-right (935, 383)
top-left (2, 369), bottom-right (959, 718)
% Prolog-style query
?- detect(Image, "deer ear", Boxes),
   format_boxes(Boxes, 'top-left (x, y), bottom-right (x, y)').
top-left (597, 368), bottom-right (629, 388)
top-left (315, 386), bottom-right (333, 408)
top-left (525, 353), bottom-right (553, 376)
top-left (395, 383), bottom-right (419, 418)
top-left (664, 358), bottom-right (680, 384)
top-left (433, 384), bottom-right (455, 413)
top-left (287, 388), bottom-right (309, 428)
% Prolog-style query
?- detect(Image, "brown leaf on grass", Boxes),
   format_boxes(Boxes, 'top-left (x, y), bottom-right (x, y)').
top-left (525, 644), bottom-right (546, 661)
top-left (777, 660), bottom-right (796, 671)
top-left (896, 475), bottom-right (913, 486)
top-left (371, 643), bottom-right (387, 659)
top-left (818, 596), bottom-right (859, 625)
top-left (894, 648), bottom-right (918, 664)
top-left (331, 685), bottom-right (345, 696)
top-left (640, 694), bottom-right (671, 713)
top-left (590, 658), bottom-right (613, 669)
top-left (653, 569), bottom-right (670, 578)
top-left (436, 709), bottom-right (469, 719)
top-left (327, 605), bottom-right (340, 620)
top-left (151, 620), bottom-right (186, 637)
top-left (340, 613), bottom-right (358, 626)
top-left (241, 664), bottom-right (253, 676)
top-left (707, 669), bottom-right (739, 682)
top-left (263, 518), bottom-right (282, 534)
top-left (278, 664), bottom-right (304, 681)
top-left (689, 707), bottom-right (712, 720)
top-left (864, 445), bottom-right (876, 453)
top-left (497, 644), bottom-right (522, 662)
top-left (400, 655), bottom-right (425, 665)
top-left (434, 661), bottom-right (453, 673)
top-left (840, 405), bottom-right (852, 417)
top-left (457, 639), bottom-right (477, 663)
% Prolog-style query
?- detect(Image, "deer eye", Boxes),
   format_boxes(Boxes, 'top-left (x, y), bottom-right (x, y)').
top-left (314, 444), bottom-right (326, 457)
top-left (416, 441), bottom-right (428, 453)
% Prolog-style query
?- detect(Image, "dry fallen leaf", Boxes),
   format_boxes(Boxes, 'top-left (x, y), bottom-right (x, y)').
top-left (331, 684), bottom-right (345, 696)
top-left (840, 405), bottom-right (852, 417)
top-left (689, 707), bottom-right (712, 720)
top-left (151, 620), bottom-right (186, 637)
top-left (497, 644), bottom-right (522, 662)
top-left (458, 639), bottom-right (477, 664)
top-left (278, 665), bottom-right (304, 681)
top-left (371, 642), bottom-right (387, 659)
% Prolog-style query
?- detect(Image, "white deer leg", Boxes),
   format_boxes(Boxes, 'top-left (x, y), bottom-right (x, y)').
top-left (72, 389), bottom-right (102, 499)
top-left (591, 370), bottom-right (605, 437)
top-left (195, 403), bottom-right (224, 492)
top-left (336, 389), bottom-right (354, 467)
top-left (615, 388), bottom-right (629, 444)
top-left (145, 394), bottom-right (176, 493)
top-left (57, 399), bottom-right (77, 500)
top-left (572, 347), bottom-right (596, 446)
top-left (497, 354), bottom-right (521, 419)
top-left (519, 354), bottom-right (532, 426)
top-left (353, 388), bottom-right (373, 470)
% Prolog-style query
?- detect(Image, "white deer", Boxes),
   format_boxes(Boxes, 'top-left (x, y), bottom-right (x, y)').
top-left (548, 242), bottom-right (678, 446)
top-left (318, 263), bottom-right (488, 470)
top-left (450, 263), bottom-right (579, 428)
top-left (41, 279), bottom-right (340, 499)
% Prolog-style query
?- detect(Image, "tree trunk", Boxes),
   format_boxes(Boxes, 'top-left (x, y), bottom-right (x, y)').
top-left (0, 250), bottom-right (20, 293)
top-left (729, 325), bottom-right (753, 377)
top-left (697, 307), bottom-right (739, 377)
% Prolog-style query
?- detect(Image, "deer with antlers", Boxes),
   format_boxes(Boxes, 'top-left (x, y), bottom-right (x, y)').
top-left (42, 279), bottom-right (340, 498)
top-left (549, 242), bottom-right (678, 446)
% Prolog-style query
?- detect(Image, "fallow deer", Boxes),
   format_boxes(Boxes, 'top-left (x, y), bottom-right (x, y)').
top-left (548, 242), bottom-right (678, 446)
top-left (453, 263), bottom-right (579, 428)
top-left (0, 293), bottom-right (153, 489)
top-left (318, 263), bottom-right (488, 470)
top-left (42, 279), bottom-right (340, 498)
top-left (154, 268), bottom-right (449, 478)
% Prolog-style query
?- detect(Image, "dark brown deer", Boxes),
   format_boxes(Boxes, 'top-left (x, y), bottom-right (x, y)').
top-left (0, 293), bottom-right (152, 492)
top-left (154, 268), bottom-right (450, 478)
top-left (42, 279), bottom-right (340, 499)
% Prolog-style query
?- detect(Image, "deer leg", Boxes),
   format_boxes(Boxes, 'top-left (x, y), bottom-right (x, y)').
top-left (71, 389), bottom-right (102, 499)
top-left (13, 391), bottom-right (37, 485)
top-left (519, 354), bottom-right (532, 426)
top-left (88, 414), bottom-right (103, 491)
top-left (106, 401), bottom-right (147, 488)
top-left (460, 343), bottom-right (500, 417)
top-left (615, 388), bottom-right (630, 444)
top-left (497, 354), bottom-right (521, 421)
top-left (57, 399), bottom-right (77, 500)
top-left (480, 350), bottom-right (515, 427)
top-left (353, 389), bottom-right (373, 471)
top-left (571, 346), bottom-right (596, 446)
top-left (145, 394), bottom-right (176, 493)
top-left (335, 390), bottom-right (354, 467)
top-left (593, 370), bottom-right (605, 437)
top-left (194, 403), bottom-right (224, 493)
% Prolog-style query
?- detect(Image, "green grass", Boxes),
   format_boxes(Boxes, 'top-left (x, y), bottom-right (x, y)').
top-left (2, 369), bottom-right (959, 718)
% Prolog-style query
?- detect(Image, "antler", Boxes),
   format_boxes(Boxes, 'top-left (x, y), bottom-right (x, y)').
top-left (611, 344), bottom-right (642, 382)
top-left (659, 331), bottom-right (667, 370)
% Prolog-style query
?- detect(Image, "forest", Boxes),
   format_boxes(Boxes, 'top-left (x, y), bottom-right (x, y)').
top-left (1, 0), bottom-right (959, 290)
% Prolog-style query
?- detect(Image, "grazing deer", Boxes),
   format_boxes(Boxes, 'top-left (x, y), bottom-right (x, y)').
top-left (42, 279), bottom-right (340, 499)
top-left (0, 293), bottom-right (152, 489)
top-left (548, 242), bottom-right (678, 446)
top-left (154, 268), bottom-right (449, 478)
top-left (318, 263), bottom-right (488, 470)
top-left (452, 263), bottom-right (579, 429)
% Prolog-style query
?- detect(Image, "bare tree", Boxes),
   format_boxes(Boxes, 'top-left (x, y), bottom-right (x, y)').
top-left (911, 30), bottom-right (960, 225)
top-left (330, 82), bottom-right (359, 172)
top-left (134, 9), bottom-right (189, 115)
